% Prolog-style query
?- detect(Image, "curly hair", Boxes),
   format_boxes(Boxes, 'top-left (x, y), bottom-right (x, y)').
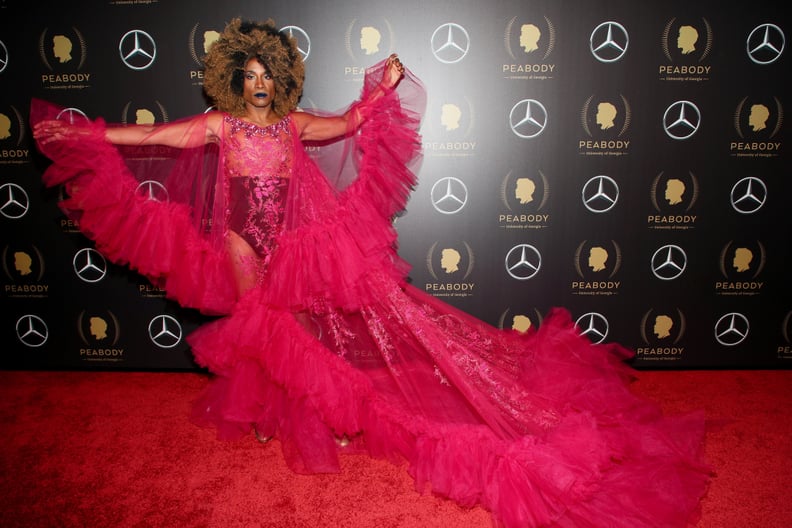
top-left (203, 18), bottom-right (305, 117)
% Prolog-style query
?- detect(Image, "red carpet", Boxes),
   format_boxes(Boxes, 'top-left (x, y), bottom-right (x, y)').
top-left (1, 369), bottom-right (790, 527)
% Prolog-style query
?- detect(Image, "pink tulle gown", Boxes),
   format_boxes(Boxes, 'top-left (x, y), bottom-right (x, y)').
top-left (31, 61), bottom-right (711, 528)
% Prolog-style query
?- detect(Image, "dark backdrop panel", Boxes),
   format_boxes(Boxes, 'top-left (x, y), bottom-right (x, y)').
top-left (1, 0), bottom-right (789, 369)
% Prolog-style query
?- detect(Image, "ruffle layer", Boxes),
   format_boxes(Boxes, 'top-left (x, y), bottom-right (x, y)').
top-left (31, 99), bottom-right (237, 315)
top-left (189, 288), bottom-right (709, 528)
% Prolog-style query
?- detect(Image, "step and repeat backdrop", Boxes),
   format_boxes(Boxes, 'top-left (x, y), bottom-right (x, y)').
top-left (0, 0), bottom-right (789, 370)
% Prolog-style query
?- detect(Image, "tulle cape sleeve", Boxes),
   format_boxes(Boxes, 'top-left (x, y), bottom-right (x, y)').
top-left (30, 98), bottom-right (237, 315)
top-left (262, 61), bottom-right (426, 311)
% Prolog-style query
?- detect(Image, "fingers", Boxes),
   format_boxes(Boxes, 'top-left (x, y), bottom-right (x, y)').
top-left (386, 53), bottom-right (405, 74)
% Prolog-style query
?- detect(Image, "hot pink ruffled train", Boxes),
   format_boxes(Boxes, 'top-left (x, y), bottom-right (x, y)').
top-left (32, 62), bottom-right (710, 527)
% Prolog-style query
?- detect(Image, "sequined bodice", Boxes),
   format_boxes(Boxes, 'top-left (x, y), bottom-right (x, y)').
top-left (223, 114), bottom-right (293, 265)
top-left (224, 114), bottom-right (293, 179)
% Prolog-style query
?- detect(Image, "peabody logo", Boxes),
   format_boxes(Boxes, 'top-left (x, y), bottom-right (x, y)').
top-left (663, 100), bottom-right (701, 140)
top-left (430, 176), bottom-right (468, 215)
top-left (431, 23), bottom-right (470, 64)
top-left (590, 21), bottom-right (629, 63)
top-left (3, 244), bottom-right (45, 282)
top-left (659, 17), bottom-right (713, 80)
top-left (502, 15), bottom-right (556, 79)
top-left (16, 314), bottom-right (49, 348)
top-left (575, 312), bottom-right (609, 344)
top-left (72, 248), bottom-right (107, 283)
top-left (497, 307), bottom-right (543, 332)
top-left (716, 240), bottom-right (765, 294)
top-left (0, 105), bottom-right (31, 164)
top-left (731, 96), bottom-right (782, 156)
top-left (651, 244), bottom-right (687, 280)
top-left (781, 312), bottom-right (792, 358)
top-left (148, 314), bottom-right (183, 349)
top-left (637, 308), bottom-right (686, 360)
top-left (731, 176), bottom-right (767, 214)
top-left (425, 241), bottom-right (475, 296)
top-left (0, 183), bottom-right (30, 219)
top-left (345, 18), bottom-right (394, 62)
top-left (121, 100), bottom-right (168, 125)
top-left (580, 94), bottom-right (631, 138)
top-left (509, 99), bottom-right (547, 138)
top-left (505, 243), bottom-right (541, 281)
top-left (119, 29), bottom-right (156, 70)
top-left (423, 95), bottom-right (477, 156)
top-left (188, 23), bottom-right (221, 66)
top-left (582, 175), bottom-right (619, 213)
top-left (78, 310), bottom-right (124, 361)
top-left (499, 169), bottom-right (550, 228)
top-left (39, 27), bottom-right (87, 70)
top-left (572, 240), bottom-right (622, 293)
top-left (746, 23), bottom-right (785, 65)
top-left (648, 170), bottom-right (699, 229)
top-left (714, 312), bottom-right (749, 347)
top-left (579, 94), bottom-right (631, 154)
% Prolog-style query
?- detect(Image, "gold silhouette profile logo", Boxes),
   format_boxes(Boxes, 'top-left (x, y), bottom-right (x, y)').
top-left (14, 251), bottom-right (32, 276)
top-left (732, 247), bottom-right (753, 273)
top-left (0, 113), bottom-right (11, 140)
top-left (519, 24), bottom-right (540, 53)
top-left (588, 246), bottom-right (608, 272)
top-left (748, 104), bottom-right (770, 132)
top-left (360, 26), bottom-right (381, 55)
top-left (53, 35), bottom-right (73, 63)
top-left (90, 317), bottom-right (108, 340)
top-left (440, 248), bottom-right (461, 273)
top-left (511, 314), bottom-right (532, 333)
top-left (135, 108), bottom-right (155, 125)
top-left (653, 314), bottom-right (673, 339)
top-left (440, 103), bottom-right (461, 131)
top-left (203, 30), bottom-right (220, 53)
top-left (677, 26), bottom-right (698, 55)
top-left (664, 178), bottom-right (685, 205)
top-left (515, 177), bottom-right (536, 204)
top-left (596, 102), bottom-right (617, 130)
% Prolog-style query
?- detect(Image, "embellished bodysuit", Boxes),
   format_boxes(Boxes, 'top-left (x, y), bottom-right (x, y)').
top-left (224, 115), bottom-right (292, 277)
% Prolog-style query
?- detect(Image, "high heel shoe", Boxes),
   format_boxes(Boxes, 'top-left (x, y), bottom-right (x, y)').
top-left (254, 425), bottom-right (272, 444)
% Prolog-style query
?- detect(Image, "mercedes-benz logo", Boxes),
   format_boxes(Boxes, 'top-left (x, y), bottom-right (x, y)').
top-left (0, 40), bottom-right (8, 74)
top-left (55, 107), bottom-right (89, 124)
top-left (431, 23), bottom-right (470, 64)
top-left (509, 99), bottom-right (547, 138)
top-left (119, 29), bottom-right (157, 70)
top-left (505, 244), bottom-right (541, 280)
top-left (73, 248), bottom-right (107, 283)
top-left (430, 177), bottom-right (468, 214)
top-left (590, 21), bottom-right (629, 63)
top-left (731, 177), bottom-right (767, 214)
top-left (747, 23), bottom-right (785, 65)
top-left (663, 100), bottom-right (701, 140)
top-left (136, 180), bottom-right (169, 202)
top-left (582, 175), bottom-right (619, 213)
top-left (575, 312), bottom-right (609, 344)
top-left (0, 183), bottom-right (30, 220)
top-left (714, 312), bottom-right (749, 346)
top-left (16, 314), bottom-right (49, 348)
top-left (651, 244), bottom-right (687, 280)
top-left (148, 314), bottom-right (183, 349)
top-left (280, 25), bottom-right (311, 61)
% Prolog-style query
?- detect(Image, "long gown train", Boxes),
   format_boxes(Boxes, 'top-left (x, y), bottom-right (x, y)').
top-left (31, 62), bottom-right (710, 528)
